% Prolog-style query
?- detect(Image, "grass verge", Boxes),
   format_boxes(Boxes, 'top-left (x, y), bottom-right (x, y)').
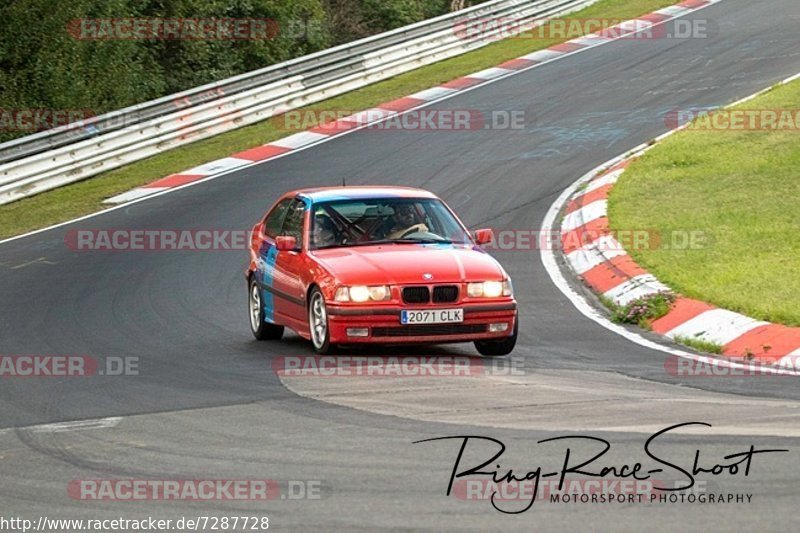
top-left (609, 79), bottom-right (800, 327)
top-left (0, 0), bottom-right (677, 240)
top-left (672, 336), bottom-right (724, 355)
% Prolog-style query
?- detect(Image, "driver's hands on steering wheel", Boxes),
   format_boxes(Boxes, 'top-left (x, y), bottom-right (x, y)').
top-left (387, 223), bottom-right (429, 240)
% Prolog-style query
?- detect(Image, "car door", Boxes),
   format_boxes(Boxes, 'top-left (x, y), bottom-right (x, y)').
top-left (256, 198), bottom-right (292, 325)
top-left (272, 198), bottom-right (308, 325)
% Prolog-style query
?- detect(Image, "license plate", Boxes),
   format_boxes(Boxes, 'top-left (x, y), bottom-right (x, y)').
top-left (401, 309), bottom-right (463, 324)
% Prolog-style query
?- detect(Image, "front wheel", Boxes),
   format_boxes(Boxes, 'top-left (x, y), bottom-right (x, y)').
top-left (249, 277), bottom-right (284, 340)
top-left (308, 287), bottom-right (334, 354)
top-left (474, 317), bottom-right (518, 356)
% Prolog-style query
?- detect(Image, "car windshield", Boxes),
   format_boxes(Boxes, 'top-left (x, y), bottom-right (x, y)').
top-left (309, 197), bottom-right (472, 250)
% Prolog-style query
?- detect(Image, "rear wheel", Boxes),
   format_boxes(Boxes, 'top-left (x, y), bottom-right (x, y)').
top-left (474, 316), bottom-right (518, 356)
top-left (308, 287), bottom-right (334, 354)
top-left (249, 277), bottom-right (284, 340)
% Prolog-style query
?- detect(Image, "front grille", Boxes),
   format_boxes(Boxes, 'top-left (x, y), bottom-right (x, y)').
top-left (432, 285), bottom-right (459, 303)
top-left (372, 324), bottom-right (486, 337)
top-left (402, 286), bottom-right (430, 304)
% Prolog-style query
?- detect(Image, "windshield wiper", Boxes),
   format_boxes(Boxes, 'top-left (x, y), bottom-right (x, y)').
top-left (312, 240), bottom-right (391, 250)
top-left (390, 238), bottom-right (459, 244)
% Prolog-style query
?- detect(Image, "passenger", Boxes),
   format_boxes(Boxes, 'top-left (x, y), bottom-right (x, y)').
top-left (313, 214), bottom-right (339, 248)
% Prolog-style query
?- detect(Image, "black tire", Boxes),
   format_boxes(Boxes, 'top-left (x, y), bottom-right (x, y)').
top-left (308, 286), bottom-right (334, 355)
top-left (249, 277), bottom-right (284, 341)
top-left (474, 316), bottom-right (518, 356)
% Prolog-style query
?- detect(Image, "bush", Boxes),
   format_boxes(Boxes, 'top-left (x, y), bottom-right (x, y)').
top-left (1, 0), bottom-right (486, 142)
top-left (0, 0), bottom-right (165, 142)
top-left (610, 292), bottom-right (676, 328)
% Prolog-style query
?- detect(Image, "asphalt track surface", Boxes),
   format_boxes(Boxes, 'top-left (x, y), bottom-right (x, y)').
top-left (2, 0), bottom-right (800, 530)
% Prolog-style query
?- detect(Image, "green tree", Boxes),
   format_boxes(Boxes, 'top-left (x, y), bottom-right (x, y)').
top-left (0, 0), bottom-right (484, 142)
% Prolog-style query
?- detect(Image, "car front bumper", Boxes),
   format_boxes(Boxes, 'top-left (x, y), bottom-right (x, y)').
top-left (326, 301), bottom-right (517, 345)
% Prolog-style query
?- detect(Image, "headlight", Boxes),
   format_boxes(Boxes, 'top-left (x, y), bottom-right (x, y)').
top-left (467, 280), bottom-right (513, 298)
top-left (349, 286), bottom-right (370, 302)
top-left (334, 285), bottom-right (391, 302)
top-left (367, 285), bottom-right (390, 301)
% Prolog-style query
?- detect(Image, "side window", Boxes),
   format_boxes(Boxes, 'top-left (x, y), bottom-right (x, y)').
top-left (280, 198), bottom-right (306, 243)
top-left (263, 199), bottom-right (292, 238)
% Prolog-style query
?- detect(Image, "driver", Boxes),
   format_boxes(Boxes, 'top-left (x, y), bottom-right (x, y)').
top-left (312, 213), bottom-right (339, 248)
top-left (382, 204), bottom-right (428, 239)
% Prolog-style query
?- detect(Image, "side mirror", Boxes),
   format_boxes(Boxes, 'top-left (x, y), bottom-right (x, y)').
top-left (275, 235), bottom-right (298, 251)
top-left (473, 228), bottom-right (494, 245)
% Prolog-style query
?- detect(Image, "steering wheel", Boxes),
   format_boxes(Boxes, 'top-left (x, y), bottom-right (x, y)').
top-left (398, 223), bottom-right (429, 239)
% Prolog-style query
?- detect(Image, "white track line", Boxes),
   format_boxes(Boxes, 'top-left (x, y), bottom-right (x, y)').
top-left (0, 417), bottom-right (121, 436)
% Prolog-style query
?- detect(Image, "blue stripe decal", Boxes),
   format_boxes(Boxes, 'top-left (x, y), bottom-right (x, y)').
top-left (307, 194), bottom-right (351, 205)
top-left (261, 245), bottom-right (279, 323)
top-left (421, 242), bottom-right (456, 249)
top-left (305, 191), bottom-right (407, 202)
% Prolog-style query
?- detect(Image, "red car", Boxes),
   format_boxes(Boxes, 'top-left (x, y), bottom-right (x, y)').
top-left (246, 186), bottom-right (518, 355)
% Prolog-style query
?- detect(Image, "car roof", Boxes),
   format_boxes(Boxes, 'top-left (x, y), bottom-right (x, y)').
top-left (292, 186), bottom-right (439, 204)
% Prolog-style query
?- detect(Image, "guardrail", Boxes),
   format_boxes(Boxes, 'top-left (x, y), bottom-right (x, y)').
top-left (0, 0), bottom-right (596, 205)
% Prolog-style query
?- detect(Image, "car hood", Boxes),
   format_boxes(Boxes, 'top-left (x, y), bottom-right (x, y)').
top-left (310, 244), bottom-right (506, 285)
